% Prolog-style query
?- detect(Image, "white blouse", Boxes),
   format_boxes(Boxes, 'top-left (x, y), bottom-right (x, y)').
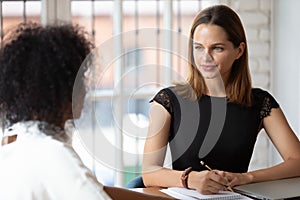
top-left (0, 121), bottom-right (111, 200)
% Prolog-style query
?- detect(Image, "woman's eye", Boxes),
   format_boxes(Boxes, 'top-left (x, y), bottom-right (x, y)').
top-left (214, 47), bottom-right (223, 51)
top-left (194, 45), bottom-right (203, 50)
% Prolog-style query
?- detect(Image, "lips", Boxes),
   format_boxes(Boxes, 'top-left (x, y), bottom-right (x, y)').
top-left (201, 64), bottom-right (217, 71)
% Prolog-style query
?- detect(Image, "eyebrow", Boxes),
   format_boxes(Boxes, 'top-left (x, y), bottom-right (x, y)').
top-left (193, 42), bottom-right (226, 46)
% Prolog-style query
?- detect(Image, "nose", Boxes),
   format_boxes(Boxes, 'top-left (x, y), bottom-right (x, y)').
top-left (202, 49), bottom-right (213, 62)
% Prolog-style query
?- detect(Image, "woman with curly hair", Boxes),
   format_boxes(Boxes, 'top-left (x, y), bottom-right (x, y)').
top-left (0, 22), bottom-right (171, 200)
top-left (0, 22), bottom-right (112, 200)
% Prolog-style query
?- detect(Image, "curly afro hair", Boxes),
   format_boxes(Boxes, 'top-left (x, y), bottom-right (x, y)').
top-left (0, 22), bottom-right (93, 127)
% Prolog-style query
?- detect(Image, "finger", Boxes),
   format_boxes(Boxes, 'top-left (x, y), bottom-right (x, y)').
top-left (200, 171), bottom-right (229, 192)
top-left (228, 177), bottom-right (239, 187)
top-left (197, 171), bottom-right (224, 192)
top-left (223, 172), bottom-right (235, 182)
top-left (214, 170), bottom-right (231, 185)
top-left (199, 184), bottom-right (220, 195)
top-left (210, 171), bottom-right (228, 186)
top-left (205, 174), bottom-right (228, 192)
top-left (214, 170), bottom-right (226, 177)
top-left (207, 184), bottom-right (221, 194)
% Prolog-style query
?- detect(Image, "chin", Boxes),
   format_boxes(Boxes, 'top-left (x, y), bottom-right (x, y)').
top-left (202, 72), bottom-right (219, 79)
top-left (199, 68), bottom-right (219, 78)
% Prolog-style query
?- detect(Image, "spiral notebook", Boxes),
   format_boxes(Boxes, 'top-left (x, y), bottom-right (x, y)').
top-left (160, 187), bottom-right (251, 200)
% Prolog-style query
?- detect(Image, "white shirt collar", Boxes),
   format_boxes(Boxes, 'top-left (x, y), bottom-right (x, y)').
top-left (3, 120), bottom-right (72, 144)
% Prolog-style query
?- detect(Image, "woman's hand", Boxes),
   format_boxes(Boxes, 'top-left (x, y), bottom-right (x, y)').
top-left (188, 170), bottom-right (229, 194)
top-left (224, 172), bottom-right (254, 187)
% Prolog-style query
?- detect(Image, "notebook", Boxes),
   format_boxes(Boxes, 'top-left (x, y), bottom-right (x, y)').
top-left (160, 187), bottom-right (251, 200)
top-left (234, 177), bottom-right (300, 200)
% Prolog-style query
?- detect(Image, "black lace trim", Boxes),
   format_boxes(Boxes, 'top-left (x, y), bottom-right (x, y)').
top-left (252, 88), bottom-right (279, 119)
top-left (260, 97), bottom-right (276, 119)
top-left (152, 90), bottom-right (173, 113)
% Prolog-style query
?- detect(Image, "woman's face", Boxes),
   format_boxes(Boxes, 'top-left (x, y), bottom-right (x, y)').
top-left (192, 24), bottom-right (244, 82)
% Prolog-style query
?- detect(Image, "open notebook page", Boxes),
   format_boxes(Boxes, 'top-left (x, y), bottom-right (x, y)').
top-left (160, 187), bottom-right (253, 200)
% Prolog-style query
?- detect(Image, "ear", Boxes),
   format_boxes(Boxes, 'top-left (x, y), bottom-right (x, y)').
top-left (235, 42), bottom-right (245, 60)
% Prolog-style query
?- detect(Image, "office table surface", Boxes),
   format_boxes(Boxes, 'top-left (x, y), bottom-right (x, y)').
top-left (131, 187), bottom-right (175, 199)
top-left (104, 186), bottom-right (174, 199)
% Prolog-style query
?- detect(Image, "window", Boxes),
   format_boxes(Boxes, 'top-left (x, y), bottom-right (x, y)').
top-left (0, 0), bottom-right (217, 186)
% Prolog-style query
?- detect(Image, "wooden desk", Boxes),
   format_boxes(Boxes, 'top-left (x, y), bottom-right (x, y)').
top-left (104, 186), bottom-right (174, 199)
top-left (131, 187), bottom-right (175, 199)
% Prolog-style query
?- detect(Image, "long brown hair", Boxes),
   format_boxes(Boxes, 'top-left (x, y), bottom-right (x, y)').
top-left (185, 5), bottom-right (252, 106)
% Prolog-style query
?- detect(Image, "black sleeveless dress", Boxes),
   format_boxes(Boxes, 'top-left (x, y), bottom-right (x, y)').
top-left (151, 87), bottom-right (279, 173)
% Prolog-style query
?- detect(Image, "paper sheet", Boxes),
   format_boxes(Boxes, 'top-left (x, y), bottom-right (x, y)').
top-left (160, 187), bottom-right (253, 200)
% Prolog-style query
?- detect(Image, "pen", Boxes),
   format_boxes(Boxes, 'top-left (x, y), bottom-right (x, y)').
top-left (200, 161), bottom-right (234, 192)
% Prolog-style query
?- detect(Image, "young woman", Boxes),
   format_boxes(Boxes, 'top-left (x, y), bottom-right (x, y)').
top-left (142, 5), bottom-right (300, 194)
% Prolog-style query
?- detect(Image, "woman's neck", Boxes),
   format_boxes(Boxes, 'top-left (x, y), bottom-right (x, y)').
top-left (204, 75), bottom-right (227, 97)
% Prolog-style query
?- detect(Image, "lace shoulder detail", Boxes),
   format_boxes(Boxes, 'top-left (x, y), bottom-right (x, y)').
top-left (260, 97), bottom-right (275, 118)
top-left (252, 88), bottom-right (280, 119)
top-left (150, 88), bottom-right (173, 114)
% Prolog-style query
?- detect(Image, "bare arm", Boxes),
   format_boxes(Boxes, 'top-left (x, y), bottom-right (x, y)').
top-left (250, 108), bottom-right (300, 181)
top-left (142, 102), bottom-right (229, 194)
top-left (142, 101), bottom-right (183, 188)
top-left (226, 108), bottom-right (300, 186)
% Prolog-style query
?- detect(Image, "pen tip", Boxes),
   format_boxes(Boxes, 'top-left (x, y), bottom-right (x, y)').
top-left (200, 161), bottom-right (204, 165)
